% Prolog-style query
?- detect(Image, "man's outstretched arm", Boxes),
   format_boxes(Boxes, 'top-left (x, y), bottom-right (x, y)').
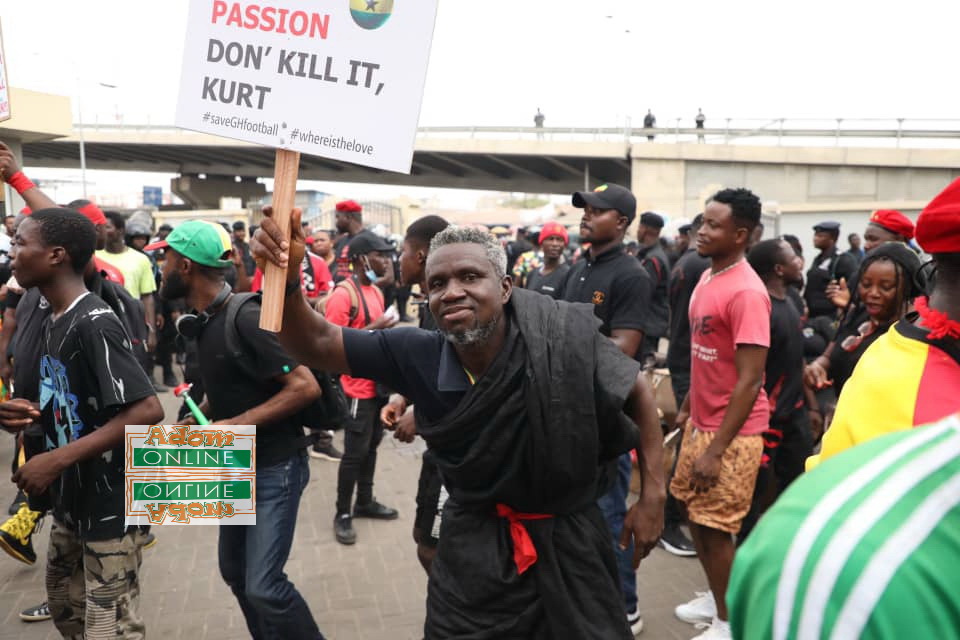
top-left (620, 370), bottom-right (666, 567)
top-left (250, 206), bottom-right (351, 374)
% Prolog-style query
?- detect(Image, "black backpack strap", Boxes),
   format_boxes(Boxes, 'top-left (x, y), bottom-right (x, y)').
top-left (346, 274), bottom-right (372, 326)
top-left (223, 292), bottom-right (262, 381)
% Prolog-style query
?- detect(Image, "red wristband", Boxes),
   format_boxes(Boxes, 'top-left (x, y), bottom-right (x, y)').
top-left (6, 171), bottom-right (36, 195)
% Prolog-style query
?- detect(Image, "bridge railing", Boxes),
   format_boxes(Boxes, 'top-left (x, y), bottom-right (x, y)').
top-left (71, 118), bottom-right (960, 149)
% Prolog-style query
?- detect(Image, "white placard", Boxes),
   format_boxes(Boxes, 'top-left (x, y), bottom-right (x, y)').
top-left (175, 0), bottom-right (438, 173)
top-left (0, 19), bottom-right (10, 123)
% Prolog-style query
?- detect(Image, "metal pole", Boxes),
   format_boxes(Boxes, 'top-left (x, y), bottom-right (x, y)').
top-left (778, 118), bottom-right (784, 146)
top-left (584, 162), bottom-right (590, 191)
top-left (77, 89), bottom-right (87, 198)
top-left (896, 118), bottom-right (904, 148)
top-left (835, 118), bottom-right (842, 146)
top-left (675, 117), bottom-right (681, 143)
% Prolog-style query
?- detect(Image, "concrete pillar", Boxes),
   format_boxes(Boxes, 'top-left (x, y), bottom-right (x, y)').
top-left (1, 139), bottom-right (25, 217)
top-left (171, 174), bottom-right (266, 209)
top-left (630, 156), bottom-right (686, 217)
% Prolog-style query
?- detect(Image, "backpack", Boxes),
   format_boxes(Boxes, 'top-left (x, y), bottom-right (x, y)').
top-left (221, 292), bottom-right (349, 430)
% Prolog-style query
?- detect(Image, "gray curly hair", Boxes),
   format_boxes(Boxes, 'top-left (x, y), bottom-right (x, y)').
top-left (428, 226), bottom-right (507, 279)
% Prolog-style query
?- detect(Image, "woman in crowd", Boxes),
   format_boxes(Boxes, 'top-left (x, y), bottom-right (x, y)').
top-left (804, 242), bottom-right (922, 396)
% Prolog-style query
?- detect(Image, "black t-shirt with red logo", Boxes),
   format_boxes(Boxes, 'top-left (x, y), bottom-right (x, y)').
top-left (558, 245), bottom-right (652, 348)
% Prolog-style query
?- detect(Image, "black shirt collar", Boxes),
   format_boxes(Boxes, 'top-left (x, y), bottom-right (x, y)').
top-left (586, 244), bottom-right (625, 264)
top-left (437, 338), bottom-right (470, 392)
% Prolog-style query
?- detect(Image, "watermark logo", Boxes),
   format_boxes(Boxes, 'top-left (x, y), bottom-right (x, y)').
top-left (124, 425), bottom-right (256, 525)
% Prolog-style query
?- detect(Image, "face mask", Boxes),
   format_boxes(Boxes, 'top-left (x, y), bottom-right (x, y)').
top-left (363, 257), bottom-right (379, 284)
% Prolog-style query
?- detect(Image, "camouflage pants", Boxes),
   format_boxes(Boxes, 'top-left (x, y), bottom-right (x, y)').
top-left (46, 519), bottom-right (147, 639)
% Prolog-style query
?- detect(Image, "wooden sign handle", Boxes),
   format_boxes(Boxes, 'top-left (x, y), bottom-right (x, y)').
top-left (259, 148), bottom-right (301, 332)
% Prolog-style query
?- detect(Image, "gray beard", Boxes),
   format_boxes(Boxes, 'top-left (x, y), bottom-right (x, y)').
top-left (442, 315), bottom-right (499, 346)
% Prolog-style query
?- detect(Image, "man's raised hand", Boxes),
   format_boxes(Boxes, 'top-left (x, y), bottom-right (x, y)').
top-left (250, 205), bottom-right (306, 284)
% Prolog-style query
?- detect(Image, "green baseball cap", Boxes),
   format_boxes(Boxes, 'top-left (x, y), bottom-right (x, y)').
top-left (144, 220), bottom-right (233, 268)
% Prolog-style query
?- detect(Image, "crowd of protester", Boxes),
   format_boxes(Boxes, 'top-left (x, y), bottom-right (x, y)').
top-left (0, 134), bottom-right (957, 639)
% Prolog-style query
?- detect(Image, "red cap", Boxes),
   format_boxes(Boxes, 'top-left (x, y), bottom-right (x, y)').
top-left (539, 221), bottom-right (569, 245)
top-left (335, 199), bottom-right (362, 213)
top-left (869, 209), bottom-right (914, 240)
top-left (916, 178), bottom-right (960, 254)
top-left (305, 236), bottom-right (315, 245)
top-left (76, 202), bottom-right (107, 226)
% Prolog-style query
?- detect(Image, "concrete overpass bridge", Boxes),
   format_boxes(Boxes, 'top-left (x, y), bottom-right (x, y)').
top-left (11, 118), bottom-right (960, 248)
top-left (21, 121), bottom-right (960, 206)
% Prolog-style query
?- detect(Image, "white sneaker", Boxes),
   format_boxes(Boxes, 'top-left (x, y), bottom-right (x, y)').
top-left (626, 608), bottom-right (644, 636)
top-left (675, 590), bottom-right (717, 625)
top-left (690, 617), bottom-right (731, 639)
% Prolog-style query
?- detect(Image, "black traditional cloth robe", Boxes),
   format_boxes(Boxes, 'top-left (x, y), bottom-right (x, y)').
top-left (418, 288), bottom-right (643, 639)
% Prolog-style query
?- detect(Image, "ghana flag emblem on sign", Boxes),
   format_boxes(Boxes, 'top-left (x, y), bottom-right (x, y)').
top-left (350, 0), bottom-right (394, 30)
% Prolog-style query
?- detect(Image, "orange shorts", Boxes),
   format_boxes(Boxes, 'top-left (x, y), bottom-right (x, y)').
top-left (669, 423), bottom-right (763, 534)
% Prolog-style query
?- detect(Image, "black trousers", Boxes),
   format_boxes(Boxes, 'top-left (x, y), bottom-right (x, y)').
top-left (664, 368), bottom-right (691, 526)
top-left (737, 407), bottom-right (814, 545)
top-left (336, 397), bottom-right (386, 514)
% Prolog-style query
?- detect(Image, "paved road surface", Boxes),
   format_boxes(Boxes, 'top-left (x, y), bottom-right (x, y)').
top-left (0, 387), bottom-right (706, 640)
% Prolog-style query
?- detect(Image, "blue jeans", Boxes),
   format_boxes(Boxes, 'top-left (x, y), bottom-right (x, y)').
top-left (219, 452), bottom-right (325, 640)
top-left (597, 452), bottom-right (637, 614)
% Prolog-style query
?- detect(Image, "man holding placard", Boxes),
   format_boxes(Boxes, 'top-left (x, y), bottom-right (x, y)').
top-left (251, 208), bottom-right (665, 639)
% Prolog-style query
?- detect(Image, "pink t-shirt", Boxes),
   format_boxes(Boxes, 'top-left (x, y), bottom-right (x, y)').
top-left (688, 260), bottom-right (771, 436)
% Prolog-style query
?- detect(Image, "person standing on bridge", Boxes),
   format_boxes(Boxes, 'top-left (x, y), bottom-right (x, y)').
top-left (643, 109), bottom-right (657, 141)
top-left (695, 109), bottom-right (706, 142)
top-left (250, 211), bottom-right (666, 639)
top-left (534, 108), bottom-right (545, 139)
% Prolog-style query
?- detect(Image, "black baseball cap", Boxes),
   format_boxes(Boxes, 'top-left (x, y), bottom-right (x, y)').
top-left (347, 232), bottom-right (393, 258)
top-left (640, 212), bottom-right (664, 229)
top-left (813, 221), bottom-right (841, 232)
top-left (572, 183), bottom-right (637, 224)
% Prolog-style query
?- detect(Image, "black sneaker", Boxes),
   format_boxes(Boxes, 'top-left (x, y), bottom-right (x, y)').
top-left (7, 489), bottom-right (26, 516)
top-left (309, 442), bottom-right (342, 462)
top-left (0, 503), bottom-right (40, 565)
top-left (19, 601), bottom-right (50, 622)
top-left (152, 381), bottom-right (168, 393)
top-left (353, 500), bottom-right (398, 520)
top-left (334, 513), bottom-right (356, 545)
top-left (162, 372), bottom-right (178, 388)
top-left (659, 522), bottom-right (697, 557)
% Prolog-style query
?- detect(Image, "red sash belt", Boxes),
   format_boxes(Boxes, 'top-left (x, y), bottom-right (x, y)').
top-left (495, 503), bottom-right (553, 575)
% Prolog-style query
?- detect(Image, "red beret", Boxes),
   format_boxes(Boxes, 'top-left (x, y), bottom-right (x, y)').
top-left (916, 178), bottom-right (960, 254)
top-left (869, 209), bottom-right (914, 241)
top-left (538, 221), bottom-right (569, 246)
top-left (335, 199), bottom-right (362, 213)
